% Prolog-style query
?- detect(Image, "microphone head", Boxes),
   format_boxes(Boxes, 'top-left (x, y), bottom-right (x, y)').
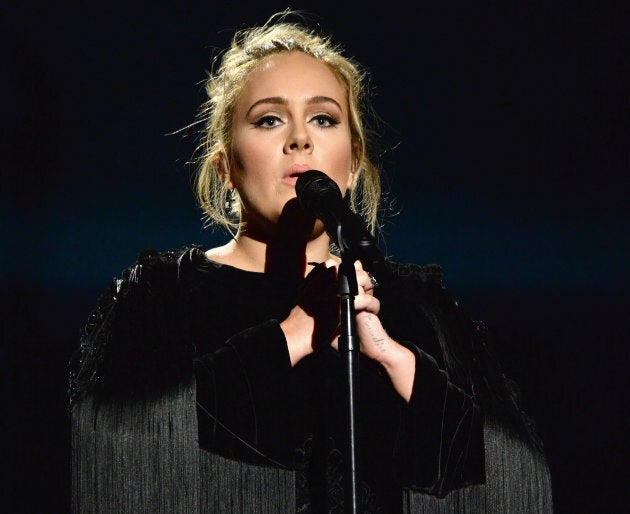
top-left (295, 169), bottom-right (385, 272)
top-left (295, 170), bottom-right (342, 217)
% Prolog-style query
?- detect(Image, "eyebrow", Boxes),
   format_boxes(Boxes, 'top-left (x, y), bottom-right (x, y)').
top-left (246, 96), bottom-right (343, 117)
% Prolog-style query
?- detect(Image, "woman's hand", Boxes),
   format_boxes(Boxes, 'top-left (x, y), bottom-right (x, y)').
top-left (281, 259), bottom-right (415, 401)
top-left (334, 260), bottom-right (416, 402)
top-left (280, 259), bottom-right (341, 365)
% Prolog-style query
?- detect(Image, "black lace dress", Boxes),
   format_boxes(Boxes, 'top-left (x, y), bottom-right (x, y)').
top-left (68, 246), bottom-right (552, 513)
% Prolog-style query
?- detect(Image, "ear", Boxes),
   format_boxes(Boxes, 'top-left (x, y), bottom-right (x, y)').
top-left (216, 152), bottom-right (234, 189)
top-left (346, 168), bottom-right (357, 192)
top-left (346, 154), bottom-right (360, 191)
top-left (345, 140), bottom-right (362, 191)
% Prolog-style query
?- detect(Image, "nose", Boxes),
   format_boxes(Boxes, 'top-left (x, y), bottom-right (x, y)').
top-left (284, 122), bottom-right (312, 154)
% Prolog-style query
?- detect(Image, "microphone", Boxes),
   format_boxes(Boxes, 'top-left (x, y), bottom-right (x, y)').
top-left (296, 170), bottom-right (385, 276)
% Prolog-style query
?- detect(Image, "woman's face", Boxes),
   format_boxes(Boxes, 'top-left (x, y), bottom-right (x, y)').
top-left (227, 51), bottom-right (355, 237)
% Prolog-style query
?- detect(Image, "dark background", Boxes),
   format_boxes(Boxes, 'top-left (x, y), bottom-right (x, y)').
top-left (2, 2), bottom-right (628, 512)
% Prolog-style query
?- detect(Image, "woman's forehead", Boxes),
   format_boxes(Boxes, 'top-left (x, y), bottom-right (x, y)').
top-left (237, 52), bottom-right (347, 109)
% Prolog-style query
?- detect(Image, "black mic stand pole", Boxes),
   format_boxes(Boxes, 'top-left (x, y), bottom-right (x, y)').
top-left (337, 252), bottom-right (360, 514)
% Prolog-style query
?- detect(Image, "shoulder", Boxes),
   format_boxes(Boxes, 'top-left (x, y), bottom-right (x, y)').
top-left (121, 244), bottom-right (205, 278)
top-left (69, 245), bottom-right (206, 404)
top-left (83, 245), bottom-right (210, 344)
top-left (112, 245), bottom-right (211, 294)
top-left (378, 258), bottom-right (466, 328)
top-left (380, 259), bottom-right (449, 304)
top-left (380, 258), bottom-right (474, 331)
top-left (383, 259), bottom-right (445, 286)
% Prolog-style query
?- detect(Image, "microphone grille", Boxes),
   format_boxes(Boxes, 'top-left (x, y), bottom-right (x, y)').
top-left (296, 170), bottom-right (342, 215)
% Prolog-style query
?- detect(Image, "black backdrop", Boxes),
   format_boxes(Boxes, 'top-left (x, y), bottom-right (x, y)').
top-left (3, 2), bottom-right (628, 512)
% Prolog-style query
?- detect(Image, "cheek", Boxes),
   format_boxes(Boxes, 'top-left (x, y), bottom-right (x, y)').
top-left (333, 128), bottom-right (354, 166)
top-left (329, 139), bottom-right (355, 191)
top-left (230, 136), bottom-right (269, 186)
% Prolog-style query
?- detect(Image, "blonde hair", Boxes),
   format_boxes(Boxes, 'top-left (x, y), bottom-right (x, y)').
top-left (193, 10), bottom-right (382, 235)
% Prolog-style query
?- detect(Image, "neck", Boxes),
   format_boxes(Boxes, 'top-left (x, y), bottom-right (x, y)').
top-left (207, 229), bottom-right (336, 277)
top-left (207, 199), bottom-right (340, 276)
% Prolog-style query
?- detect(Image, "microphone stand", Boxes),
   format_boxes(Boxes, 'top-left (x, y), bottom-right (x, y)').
top-left (335, 219), bottom-right (385, 514)
top-left (294, 169), bottom-right (386, 512)
top-left (336, 252), bottom-right (360, 514)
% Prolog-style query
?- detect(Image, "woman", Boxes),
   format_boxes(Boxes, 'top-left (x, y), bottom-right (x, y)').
top-left (69, 11), bottom-right (553, 513)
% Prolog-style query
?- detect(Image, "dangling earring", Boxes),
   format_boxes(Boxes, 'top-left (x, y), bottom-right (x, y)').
top-left (225, 189), bottom-right (235, 212)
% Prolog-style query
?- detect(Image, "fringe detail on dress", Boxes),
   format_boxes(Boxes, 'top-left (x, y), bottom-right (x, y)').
top-left (403, 484), bottom-right (486, 514)
top-left (71, 379), bottom-right (200, 514)
top-left (72, 381), bottom-right (551, 513)
top-left (402, 415), bottom-right (553, 513)
top-left (71, 378), bottom-right (295, 513)
top-left (484, 415), bottom-right (553, 513)
top-left (199, 450), bottom-right (295, 513)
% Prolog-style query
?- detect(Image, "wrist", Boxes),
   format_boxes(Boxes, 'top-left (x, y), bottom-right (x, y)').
top-left (379, 340), bottom-right (415, 372)
top-left (379, 341), bottom-right (416, 402)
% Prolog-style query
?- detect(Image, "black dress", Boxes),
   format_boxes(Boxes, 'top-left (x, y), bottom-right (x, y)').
top-left (68, 245), bottom-right (552, 513)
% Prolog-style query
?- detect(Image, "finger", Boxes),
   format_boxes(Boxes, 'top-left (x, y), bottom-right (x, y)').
top-left (355, 268), bottom-right (376, 295)
top-left (306, 258), bottom-right (339, 281)
top-left (324, 258), bottom-right (340, 270)
top-left (299, 261), bottom-right (339, 313)
top-left (357, 272), bottom-right (373, 294)
top-left (354, 294), bottom-right (380, 314)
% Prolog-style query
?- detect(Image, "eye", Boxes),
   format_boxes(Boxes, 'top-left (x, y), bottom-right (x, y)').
top-left (253, 115), bottom-right (282, 129)
top-left (311, 114), bottom-right (340, 128)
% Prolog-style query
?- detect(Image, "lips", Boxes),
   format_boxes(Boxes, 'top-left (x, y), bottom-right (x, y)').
top-left (282, 163), bottom-right (313, 187)
top-left (285, 163), bottom-right (313, 178)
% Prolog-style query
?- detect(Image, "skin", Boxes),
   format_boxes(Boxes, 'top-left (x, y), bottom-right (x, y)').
top-left (206, 52), bottom-right (415, 401)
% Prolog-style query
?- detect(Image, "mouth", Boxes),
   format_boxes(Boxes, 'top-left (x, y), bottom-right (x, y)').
top-left (282, 164), bottom-right (312, 186)
top-left (285, 163), bottom-right (312, 178)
